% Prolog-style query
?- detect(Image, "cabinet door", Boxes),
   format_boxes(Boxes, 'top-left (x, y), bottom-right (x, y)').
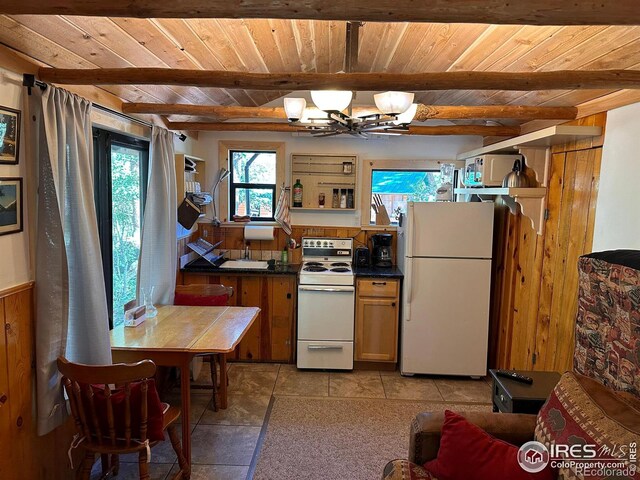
top-left (355, 297), bottom-right (399, 362)
top-left (270, 277), bottom-right (295, 362)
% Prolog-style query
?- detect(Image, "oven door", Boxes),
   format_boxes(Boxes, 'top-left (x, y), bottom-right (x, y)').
top-left (297, 285), bottom-right (355, 341)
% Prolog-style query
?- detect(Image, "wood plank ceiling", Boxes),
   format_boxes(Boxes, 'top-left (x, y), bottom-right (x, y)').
top-left (1, 15), bottom-right (639, 127)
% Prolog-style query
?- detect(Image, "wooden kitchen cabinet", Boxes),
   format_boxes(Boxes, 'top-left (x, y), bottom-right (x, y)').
top-left (180, 272), bottom-right (296, 362)
top-left (355, 278), bottom-right (400, 362)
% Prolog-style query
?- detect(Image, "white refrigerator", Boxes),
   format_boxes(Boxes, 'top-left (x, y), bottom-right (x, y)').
top-left (397, 202), bottom-right (494, 377)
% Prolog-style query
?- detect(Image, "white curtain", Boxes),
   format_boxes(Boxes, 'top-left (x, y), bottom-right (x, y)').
top-left (29, 86), bottom-right (112, 435)
top-left (138, 127), bottom-right (177, 305)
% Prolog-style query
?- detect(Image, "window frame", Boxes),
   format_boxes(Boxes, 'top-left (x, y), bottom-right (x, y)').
top-left (360, 159), bottom-right (465, 226)
top-left (217, 141), bottom-right (285, 224)
top-left (93, 127), bottom-right (149, 329)
top-left (228, 149), bottom-right (277, 221)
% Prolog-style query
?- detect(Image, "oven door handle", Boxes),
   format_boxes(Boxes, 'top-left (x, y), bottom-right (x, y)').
top-left (307, 345), bottom-right (344, 351)
top-left (298, 286), bottom-right (355, 292)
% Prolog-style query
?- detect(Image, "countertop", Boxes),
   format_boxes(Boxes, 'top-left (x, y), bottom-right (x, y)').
top-left (354, 265), bottom-right (404, 279)
top-left (182, 258), bottom-right (300, 275)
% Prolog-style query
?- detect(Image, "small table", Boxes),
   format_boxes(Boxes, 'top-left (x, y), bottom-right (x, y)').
top-left (110, 305), bottom-right (260, 469)
top-left (489, 369), bottom-right (561, 414)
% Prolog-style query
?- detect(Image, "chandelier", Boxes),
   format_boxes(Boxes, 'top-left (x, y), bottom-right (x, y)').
top-left (284, 91), bottom-right (417, 137)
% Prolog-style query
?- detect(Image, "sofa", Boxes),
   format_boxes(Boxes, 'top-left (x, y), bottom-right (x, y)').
top-left (383, 250), bottom-right (640, 480)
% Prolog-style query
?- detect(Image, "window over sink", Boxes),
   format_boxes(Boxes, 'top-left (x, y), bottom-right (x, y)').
top-left (229, 149), bottom-right (277, 221)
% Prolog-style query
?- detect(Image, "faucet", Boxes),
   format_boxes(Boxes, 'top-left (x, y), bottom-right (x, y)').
top-left (244, 241), bottom-right (250, 260)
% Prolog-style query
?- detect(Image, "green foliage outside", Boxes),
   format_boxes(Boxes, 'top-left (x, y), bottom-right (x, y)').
top-left (231, 151), bottom-right (276, 218)
top-left (111, 146), bottom-right (142, 327)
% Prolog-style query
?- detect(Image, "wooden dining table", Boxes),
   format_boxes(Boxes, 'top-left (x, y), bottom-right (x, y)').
top-left (110, 304), bottom-right (260, 468)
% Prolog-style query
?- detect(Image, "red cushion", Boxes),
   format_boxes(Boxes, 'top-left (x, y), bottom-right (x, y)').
top-left (423, 410), bottom-right (555, 480)
top-left (174, 292), bottom-right (228, 306)
top-left (82, 379), bottom-right (165, 442)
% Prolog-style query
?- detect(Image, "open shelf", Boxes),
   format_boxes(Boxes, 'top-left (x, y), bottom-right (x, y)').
top-left (457, 125), bottom-right (603, 160)
top-left (455, 187), bottom-right (547, 235)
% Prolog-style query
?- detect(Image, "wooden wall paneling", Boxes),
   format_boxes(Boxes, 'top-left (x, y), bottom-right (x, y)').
top-left (552, 148), bottom-right (601, 371)
top-left (0, 298), bottom-right (10, 479)
top-left (328, 21), bottom-right (346, 73)
top-left (4, 288), bottom-right (34, 477)
top-left (532, 152), bottom-right (568, 369)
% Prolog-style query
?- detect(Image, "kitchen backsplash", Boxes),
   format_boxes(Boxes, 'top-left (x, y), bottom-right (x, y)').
top-left (184, 223), bottom-right (398, 265)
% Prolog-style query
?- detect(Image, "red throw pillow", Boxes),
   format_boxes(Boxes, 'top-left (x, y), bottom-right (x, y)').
top-left (82, 379), bottom-right (165, 442)
top-left (174, 292), bottom-right (228, 306)
top-left (423, 410), bottom-right (555, 480)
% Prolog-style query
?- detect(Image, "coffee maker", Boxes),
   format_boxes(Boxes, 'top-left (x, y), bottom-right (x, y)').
top-left (370, 233), bottom-right (393, 268)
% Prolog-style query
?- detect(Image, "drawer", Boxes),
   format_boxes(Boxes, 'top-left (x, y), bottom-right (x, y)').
top-left (493, 382), bottom-right (513, 413)
top-left (358, 279), bottom-right (398, 298)
top-left (297, 340), bottom-right (353, 370)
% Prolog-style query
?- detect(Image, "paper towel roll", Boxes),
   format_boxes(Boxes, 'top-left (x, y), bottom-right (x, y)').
top-left (244, 225), bottom-right (275, 241)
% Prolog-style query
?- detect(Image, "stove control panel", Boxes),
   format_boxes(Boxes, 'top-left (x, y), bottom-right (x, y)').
top-left (302, 238), bottom-right (352, 249)
top-left (302, 238), bottom-right (353, 257)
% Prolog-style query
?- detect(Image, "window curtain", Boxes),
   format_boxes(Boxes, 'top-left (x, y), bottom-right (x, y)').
top-left (137, 127), bottom-right (177, 305)
top-left (28, 86), bottom-right (112, 435)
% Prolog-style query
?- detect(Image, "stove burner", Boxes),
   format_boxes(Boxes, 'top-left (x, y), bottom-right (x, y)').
top-left (306, 262), bottom-right (324, 267)
top-left (303, 266), bottom-right (328, 272)
top-left (331, 267), bottom-right (351, 273)
top-left (331, 262), bottom-right (350, 267)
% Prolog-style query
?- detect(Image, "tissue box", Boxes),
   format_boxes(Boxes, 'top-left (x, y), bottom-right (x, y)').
top-left (124, 305), bottom-right (146, 327)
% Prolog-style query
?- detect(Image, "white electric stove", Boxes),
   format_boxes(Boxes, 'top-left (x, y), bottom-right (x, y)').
top-left (297, 238), bottom-right (355, 370)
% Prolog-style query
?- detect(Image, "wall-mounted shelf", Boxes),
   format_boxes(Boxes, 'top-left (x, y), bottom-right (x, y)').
top-left (457, 125), bottom-right (603, 160)
top-left (291, 154), bottom-right (358, 210)
top-left (455, 187), bottom-right (547, 235)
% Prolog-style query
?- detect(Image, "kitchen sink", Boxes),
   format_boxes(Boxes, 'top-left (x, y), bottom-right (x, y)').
top-left (219, 260), bottom-right (269, 270)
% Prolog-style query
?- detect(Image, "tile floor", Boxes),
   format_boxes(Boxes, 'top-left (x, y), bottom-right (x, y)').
top-left (90, 363), bottom-right (493, 479)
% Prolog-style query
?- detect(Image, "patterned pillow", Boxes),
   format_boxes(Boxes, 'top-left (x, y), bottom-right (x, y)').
top-left (382, 460), bottom-right (438, 480)
top-left (535, 372), bottom-right (640, 480)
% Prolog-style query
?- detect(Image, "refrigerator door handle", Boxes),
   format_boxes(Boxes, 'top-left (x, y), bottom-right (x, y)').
top-left (404, 256), bottom-right (413, 321)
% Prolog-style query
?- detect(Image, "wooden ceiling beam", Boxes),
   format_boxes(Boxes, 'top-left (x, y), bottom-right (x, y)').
top-left (124, 102), bottom-right (577, 120)
top-left (2, 1), bottom-right (639, 25)
top-left (164, 121), bottom-right (520, 136)
top-left (39, 68), bottom-right (640, 91)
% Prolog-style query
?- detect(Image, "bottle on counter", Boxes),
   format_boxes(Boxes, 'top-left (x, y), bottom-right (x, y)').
top-left (281, 247), bottom-right (288, 264)
top-left (332, 189), bottom-right (340, 208)
top-left (346, 189), bottom-right (354, 209)
top-left (293, 178), bottom-right (303, 207)
top-left (340, 189), bottom-right (347, 208)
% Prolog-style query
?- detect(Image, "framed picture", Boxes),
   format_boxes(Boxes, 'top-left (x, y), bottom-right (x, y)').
top-left (0, 178), bottom-right (23, 236)
top-left (0, 106), bottom-right (21, 165)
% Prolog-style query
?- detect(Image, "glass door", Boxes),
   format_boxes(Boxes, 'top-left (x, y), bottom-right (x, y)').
top-left (94, 128), bottom-right (149, 328)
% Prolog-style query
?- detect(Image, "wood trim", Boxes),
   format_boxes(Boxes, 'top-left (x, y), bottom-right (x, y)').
top-left (0, 282), bottom-right (35, 300)
top-left (133, 103), bottom-right (577, 121)
top-left (402, 125), bottom-right (520, 136)
top-left (3, 1), bottom-right (638, 25)
top-left (38, 68), bottom-right (640, 91)
top-left (217, 140), bottom-right (286, 223)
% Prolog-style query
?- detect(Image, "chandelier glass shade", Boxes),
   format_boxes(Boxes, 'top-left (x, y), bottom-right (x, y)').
top-left (394, 103), bottom-right (418, 125)
top-left (310, 90), bottom-right (353, 112)
top-left (373, 91), bottom-right (415, 115)
top-left (283, 97), bottom-right (307, 121)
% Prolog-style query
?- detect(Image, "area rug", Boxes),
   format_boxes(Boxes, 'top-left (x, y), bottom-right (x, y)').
top-left (252, 396), bottom-right (492, 480)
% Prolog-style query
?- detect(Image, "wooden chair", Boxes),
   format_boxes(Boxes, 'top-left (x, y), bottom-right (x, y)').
top-left (57, 357), bottom-right (189, 480)
top-left (174, 284), bottom-right (234, 411)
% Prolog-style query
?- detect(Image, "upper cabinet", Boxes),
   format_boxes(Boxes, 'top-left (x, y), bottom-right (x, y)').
top-left (290, 154), bottom-right (358, 211)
